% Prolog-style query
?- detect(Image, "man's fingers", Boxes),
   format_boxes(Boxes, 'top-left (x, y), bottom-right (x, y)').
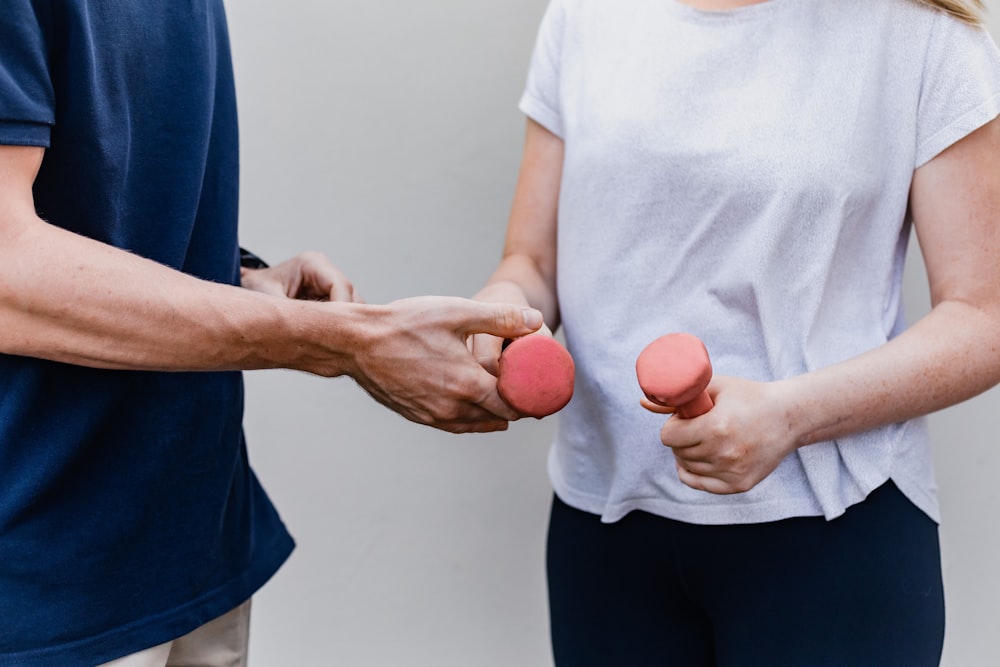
top-left (357, 296), bottom-right (543, 432)
top-left (289, 253), bottom-right (358, 303)
top-left (364, 380), bottom-right (514, 432)
top-left (443, 420), bottom-right (511, 434)
top-left (259, 281), bottom-right (289, 298)
top-left (306, 266), bottom-right (353, 302)
top-left (329, 278), bottom-right (356, 303)
top-left (423, 397), bottom-right (516, 430)
top-left (240, 268), bottom-right (287, 297)
top-left (460, 302), bottom-right (543, 339)
top-left (476, 384), bottom-right (523, 421)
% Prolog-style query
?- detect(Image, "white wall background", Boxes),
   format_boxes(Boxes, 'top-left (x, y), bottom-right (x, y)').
top-left (227, 2), bottom-right (1000, 665)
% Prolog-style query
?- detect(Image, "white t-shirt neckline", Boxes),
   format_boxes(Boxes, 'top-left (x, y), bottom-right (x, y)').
top-left (663, 0), bottom-right (797, 23)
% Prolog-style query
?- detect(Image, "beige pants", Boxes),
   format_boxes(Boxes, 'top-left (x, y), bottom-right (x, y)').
top-left (97, 600), bottom-right (251, 667)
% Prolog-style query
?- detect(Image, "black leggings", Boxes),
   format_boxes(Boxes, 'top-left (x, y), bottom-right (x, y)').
top-left (546, 482), bottom-right (944, 667)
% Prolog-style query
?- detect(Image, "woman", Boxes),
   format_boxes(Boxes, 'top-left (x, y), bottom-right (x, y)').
top-left (473, 0), bottom-right (1000, 664)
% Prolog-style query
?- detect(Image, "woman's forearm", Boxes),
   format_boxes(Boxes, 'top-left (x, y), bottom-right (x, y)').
top-left (477, 254), bottom-right (560, 329)
top-left (781, 298), bottom-right (1000, 448)
top-left (785, 118), bottom-right (1000, 448)
top-left (476, 118), bottom-right (564, 329)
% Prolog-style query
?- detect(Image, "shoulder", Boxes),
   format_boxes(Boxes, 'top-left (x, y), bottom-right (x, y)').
top-left (807, 0), bottom-right (944, 35)
top-left (870, 0), bottom-right (992, 44)
top-left (823, 0), bottom-right (995, 64)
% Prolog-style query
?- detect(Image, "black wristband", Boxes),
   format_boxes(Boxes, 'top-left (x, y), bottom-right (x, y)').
top-left (238, 247), bottom-right (269, 269)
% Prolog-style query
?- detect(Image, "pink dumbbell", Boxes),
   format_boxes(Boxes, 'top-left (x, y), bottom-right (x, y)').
top-left (497, 336), bottom-right (575, 419)
top-left (635, 333), bottom-right (714, 418)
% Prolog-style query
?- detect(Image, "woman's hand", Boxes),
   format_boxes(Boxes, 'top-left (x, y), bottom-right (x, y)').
top-left (658, 376), bottom-right (800, 495)
top-left (469, 322), bottom-right (555, 377)
top-left (240, 251), bottom-right (362, 303)
top-left (468, 278), bottom-right (552, 376)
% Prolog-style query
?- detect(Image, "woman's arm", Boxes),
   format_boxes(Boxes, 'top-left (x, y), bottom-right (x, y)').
top-left (660, 116), bottom-right (1000, 494)
top-left (472, 119), bottom-right (563, 372)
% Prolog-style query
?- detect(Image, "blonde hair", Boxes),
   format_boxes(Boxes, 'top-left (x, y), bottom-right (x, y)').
top-left (915, 0), bottom-right (985, 24)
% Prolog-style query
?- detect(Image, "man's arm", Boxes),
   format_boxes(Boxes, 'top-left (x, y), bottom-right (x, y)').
top-left (0, 145), bottom-right (542, 432)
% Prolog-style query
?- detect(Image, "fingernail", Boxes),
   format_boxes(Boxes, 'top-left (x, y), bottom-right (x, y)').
top-left (522, 308), bottom-right (543, 329)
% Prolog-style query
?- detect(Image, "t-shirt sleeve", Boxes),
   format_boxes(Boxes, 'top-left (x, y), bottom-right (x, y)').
top-left (915, 12), bottom-right (1000, 168)
top-left (518, 0), bottom-right (566, 138)
top-left (0, 1), bottom-right (56, 147)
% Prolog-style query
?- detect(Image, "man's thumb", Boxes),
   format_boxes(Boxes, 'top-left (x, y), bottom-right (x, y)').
top-left (468, 303), bottom-right (543, 338)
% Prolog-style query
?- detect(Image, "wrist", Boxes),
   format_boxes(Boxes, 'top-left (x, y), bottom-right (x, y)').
top-left (772, 375), bottom-right (827, 449)
top-left (252, 298), bottom-right (380, 377)
top-left (475, 280), bottom-right (530, 306)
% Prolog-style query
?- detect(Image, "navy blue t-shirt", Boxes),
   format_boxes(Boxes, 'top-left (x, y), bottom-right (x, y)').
top-left (0, 2), bottom-right (294, 664)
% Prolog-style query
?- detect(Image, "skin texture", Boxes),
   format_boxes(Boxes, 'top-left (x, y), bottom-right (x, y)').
top-left (470, 118), bottom-right (563, 376)
top-left (478, 115), bottom-right (1000, 493)
top-left (0, 145), bottom-right (543, 434)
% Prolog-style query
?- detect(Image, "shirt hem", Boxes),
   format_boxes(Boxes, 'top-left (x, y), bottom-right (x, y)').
top-left (0, 531), bottom-right (295, 667)
top-left (889, 474), bottom-right (941, 524)
top-left (518, 93), bottom-right (564, 139)
top-left (550, 458), bottom-right (939, 526)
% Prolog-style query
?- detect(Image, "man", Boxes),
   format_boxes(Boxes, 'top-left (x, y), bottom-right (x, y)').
top-left (0, 2), bottom-right (541, 665)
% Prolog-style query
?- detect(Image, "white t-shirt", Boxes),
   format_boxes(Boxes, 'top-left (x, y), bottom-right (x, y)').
top-left (520, 0), bottom-right (1000, 524)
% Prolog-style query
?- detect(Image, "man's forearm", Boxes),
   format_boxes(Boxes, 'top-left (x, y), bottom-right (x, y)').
top-left (0, 146), bottom-right (545, 433)
top-left (0, 214), bottom-right (364, 374)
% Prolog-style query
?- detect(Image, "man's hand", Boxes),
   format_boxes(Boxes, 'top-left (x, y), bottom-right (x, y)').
top-left (346, 296), bottom-right (544, 433)
top-left (241, 251), bottom-right (361, 303)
